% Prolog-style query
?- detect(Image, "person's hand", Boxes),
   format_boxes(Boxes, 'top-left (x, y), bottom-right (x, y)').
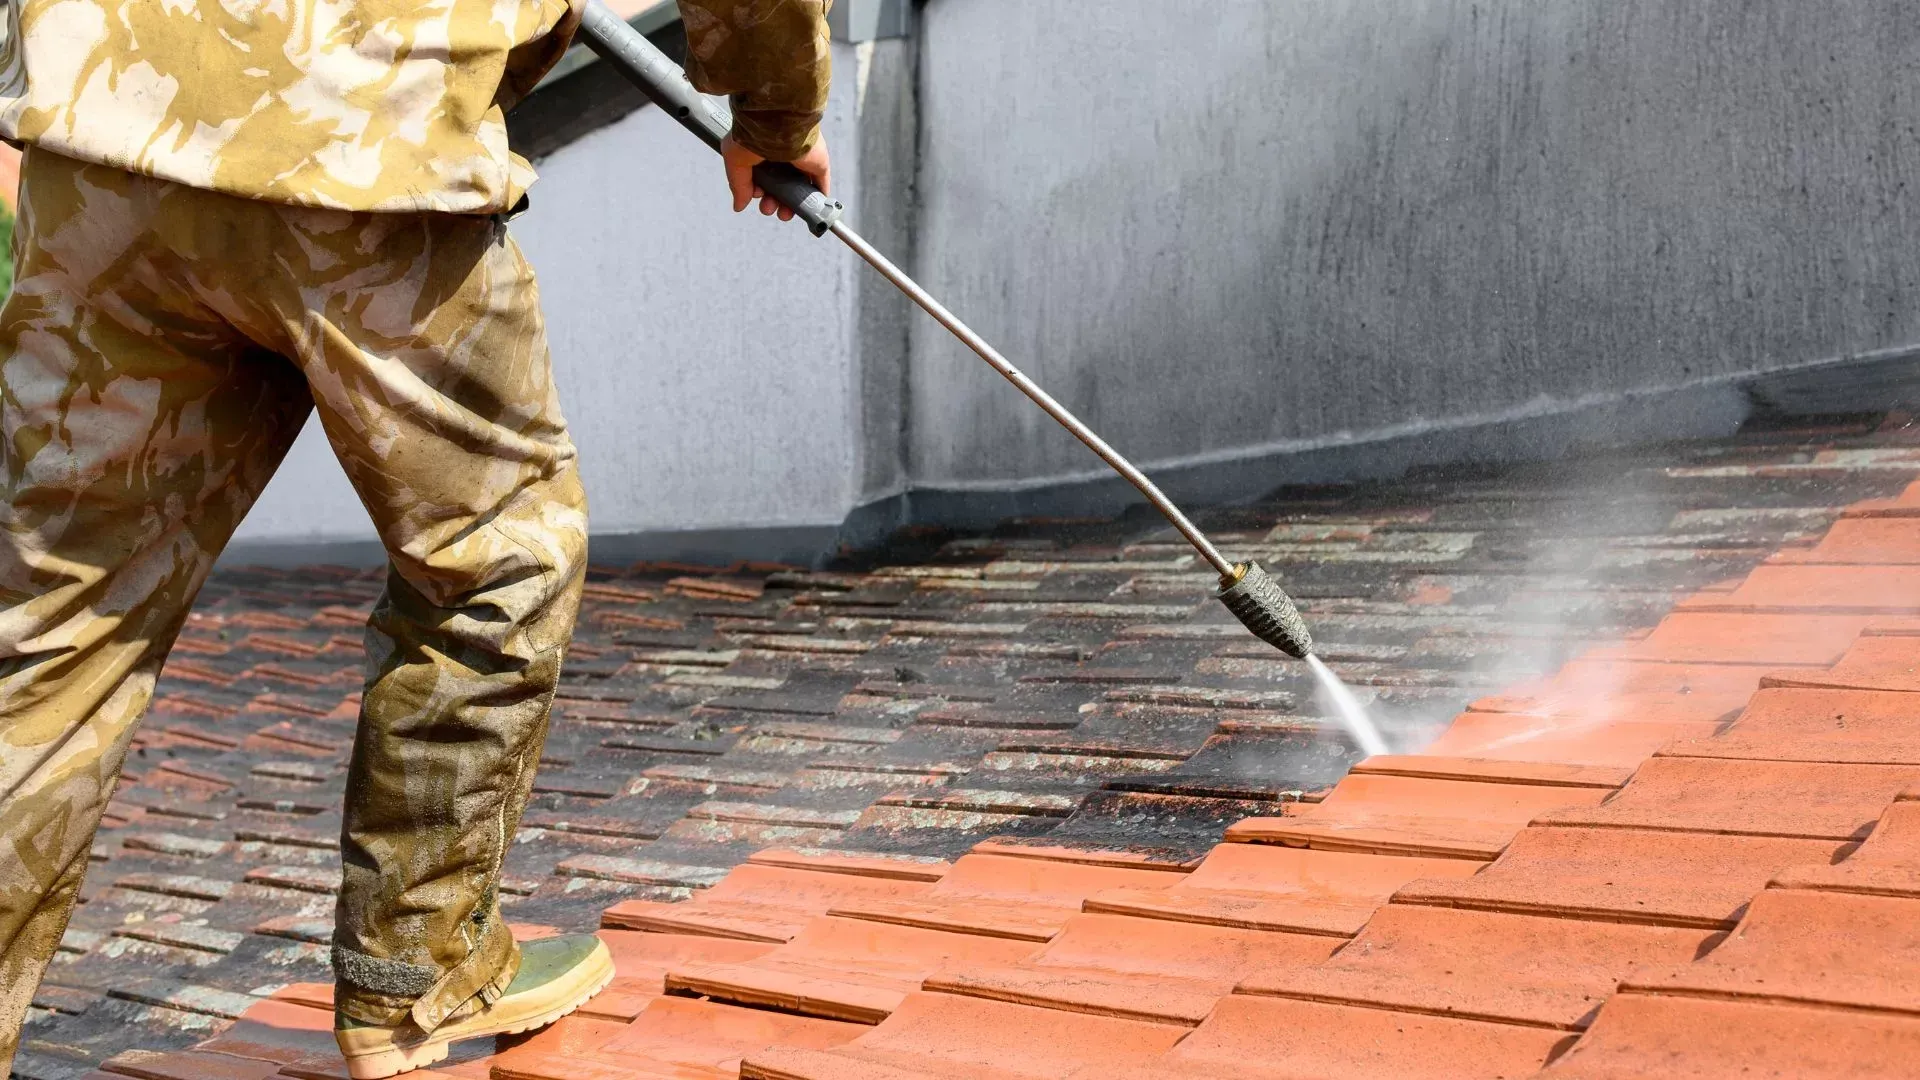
top-left (721, 135), bottom-right (831, 222)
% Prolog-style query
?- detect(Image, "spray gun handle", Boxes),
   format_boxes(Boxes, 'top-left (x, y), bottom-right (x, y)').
top-left (577, 0), bottom-right (843, 236)
top-left (749, 162), bottom-right (843, 237)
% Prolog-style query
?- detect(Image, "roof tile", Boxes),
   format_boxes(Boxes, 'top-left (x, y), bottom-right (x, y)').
top-left (1397, 826), bottom-right (1849, 928)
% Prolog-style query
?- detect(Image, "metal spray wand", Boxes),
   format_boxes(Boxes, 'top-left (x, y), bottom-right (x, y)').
top-left (576, 0), bottom-right (1314, 658)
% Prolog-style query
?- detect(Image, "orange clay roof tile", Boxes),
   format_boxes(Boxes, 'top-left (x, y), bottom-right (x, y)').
top-left (742, 993), bottom-right (1188, 1080)
top-left (923, 911), bottom-right (1341, 1025)
top-left (1082, 843), bottom-right (1485, 936)
top-left (1617, 888), bottom-right (1920, 1014)
top-left (1536, 993), bottom-right (1920, 1079)
top-left (1659, 687), bottom-right (1920, 765)
top-left (599, 863), bottom-right (941, 942)
top-left (1235, 904), bottom-right (1716, 1030)
top-left (1762, 633), bottom-right (1920, 692)
top-left (665, 915), bottom-right (1038, 1024)
top-left (1082, 995), bottom-right (1576, 1080)
top-left (491, 999), bottom-right (863, 1080)
top-left (1536, 756), bottom-right (1920, 841)
top-left (1394, 826), bottom-right (1850, 929)
top-left (824, 853), bottom-right (1184, 942)
top-left (1675, 563), bottom-right (1920, 612)
top-left (1224, 772), bottom-right (1613, 860)
top-left (1767, 515), bottom-right (1920, 562)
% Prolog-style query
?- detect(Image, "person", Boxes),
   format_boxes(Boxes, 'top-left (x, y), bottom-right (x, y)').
top-left (0, 2), bottom-right (832, 1076)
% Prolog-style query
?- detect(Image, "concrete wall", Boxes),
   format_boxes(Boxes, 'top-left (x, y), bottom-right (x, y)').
top-left (231, 0), bottom-right (1920, 562)
top-left (907, 0), bottom-right (1920, 491)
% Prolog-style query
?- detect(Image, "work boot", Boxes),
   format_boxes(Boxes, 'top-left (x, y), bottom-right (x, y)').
top-left (334, 934), bottom-right (614, 1079)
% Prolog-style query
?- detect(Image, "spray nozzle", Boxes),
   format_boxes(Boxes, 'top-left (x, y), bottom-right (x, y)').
top-left (1217, 561), bottom-right (1314, 660)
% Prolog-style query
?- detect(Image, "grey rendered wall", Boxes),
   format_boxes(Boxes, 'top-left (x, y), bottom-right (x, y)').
top-left (905, 0), bottom-right (1920, 491)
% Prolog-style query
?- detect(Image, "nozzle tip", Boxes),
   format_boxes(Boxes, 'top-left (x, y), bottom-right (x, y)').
top-left (1217, 561), bottom-right (1314, 659)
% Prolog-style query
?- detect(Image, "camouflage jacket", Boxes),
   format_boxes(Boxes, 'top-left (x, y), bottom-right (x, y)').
top-left (0, 1), bottom-right (830, 215)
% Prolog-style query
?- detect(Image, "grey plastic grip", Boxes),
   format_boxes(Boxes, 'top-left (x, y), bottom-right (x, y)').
top-left (577, 0), bottom-right (844, 236)
top-left (750, 161), bottom-right (844, 236)
top-left (1217, 561), bottom-right (1314, 659)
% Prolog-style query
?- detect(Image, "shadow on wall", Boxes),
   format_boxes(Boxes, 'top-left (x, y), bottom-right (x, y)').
top-left (911, 0), bottom-right (1920, 489)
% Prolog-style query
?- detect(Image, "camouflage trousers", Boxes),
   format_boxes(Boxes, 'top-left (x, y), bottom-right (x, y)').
top-left (0, 148), bottom-right (588, 1071)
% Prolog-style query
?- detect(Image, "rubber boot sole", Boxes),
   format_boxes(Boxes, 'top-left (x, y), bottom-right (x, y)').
top-left (335, 939), bottom-right (615, 1079)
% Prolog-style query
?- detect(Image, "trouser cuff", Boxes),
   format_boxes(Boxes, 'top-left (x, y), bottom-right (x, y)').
top-left (332, 917), bottom-right (519, 1031)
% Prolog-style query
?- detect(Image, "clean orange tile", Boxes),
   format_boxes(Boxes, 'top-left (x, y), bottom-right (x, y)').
top-left (1675, 565), bottom-right (1920, 613)
top-left (1422, 712), bottom-right (1726, 767)
top-left (829, 853), bottom-right (1184, 942)
top-left (585, 930), bottom-right (777, 1021)
top-left (741, 992), bottom-right (1187, 1080)
top-left (1351, 755), bottom-right (1632, 789)
top-left (1763, 635), bottom-right (1920, 693)
top-left (1664, 688), bottom-right (1920, 765)
top-left (1227, 773), bottom-right (1611, 860)
top-left (195, 999), bottom-right (336, 1065)
top-left (600, 997), bottom-right (862, 1072)
top-left (1467, 660), bottom-right (1761, 735)
top-left (1607, 612), bottom-right (1874, 666)
top-left (1621, 888), bottom-right (1920, 1014)
top-left (1397, 826), bottom-right (1847, 928)
top-left (1086, 843), bottom-right (1483, 936)
top-left (1095, 995), bottom-right (1573, 1080)
top-left (927, 912), bottom-right (1339, 1025)
top-left (667, 915), bottom-right (1039, 1023)
top-left (1541, 757), bottom-right (1920, 840)
top-left (1773, 800), bottom-right (1920, 897)
top-left (1769, 516), bottom-right (1920, 564)
top-left (486, 1015), bottom-right (629, 1075)
top-left (1238, 904), bottom-right (1716, 1029)
top-left (602, 863), bottom-right (938, 942)
top-left (1540, 993), bottom-right (1920, 1079)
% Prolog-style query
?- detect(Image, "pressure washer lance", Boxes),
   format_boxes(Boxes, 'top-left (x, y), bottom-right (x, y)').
top-left (578, 0), bottom-right (1313, 660)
